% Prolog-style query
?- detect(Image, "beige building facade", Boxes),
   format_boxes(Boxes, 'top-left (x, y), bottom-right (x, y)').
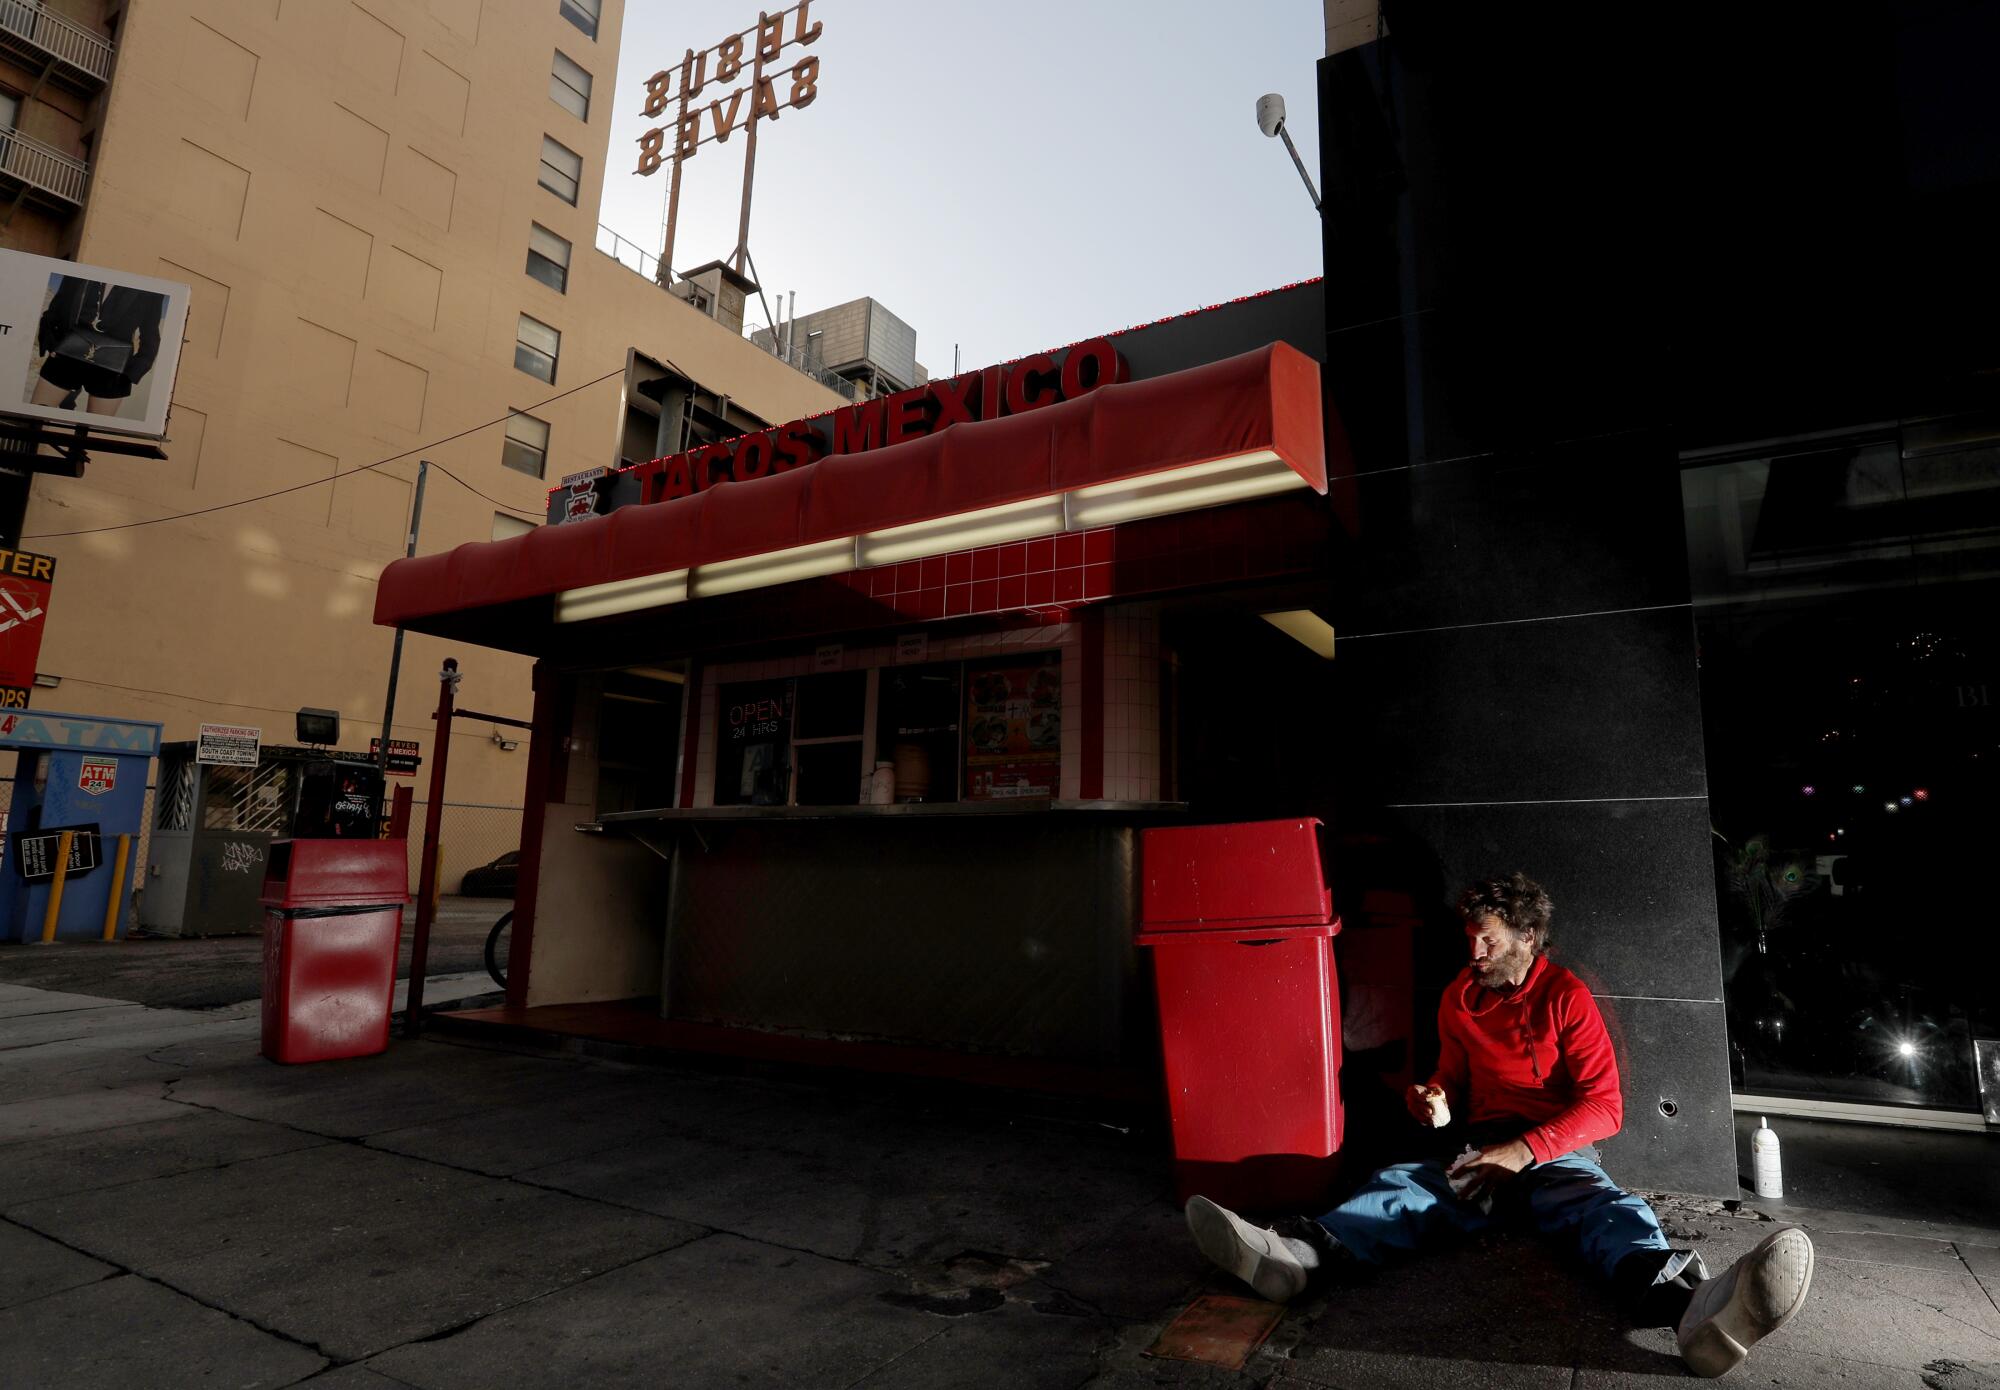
top-left (0, 0), bottom-right (843, 876)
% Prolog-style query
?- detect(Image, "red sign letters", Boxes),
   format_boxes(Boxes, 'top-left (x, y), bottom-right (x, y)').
top-left (630, 337), bottom-right (1128, 505)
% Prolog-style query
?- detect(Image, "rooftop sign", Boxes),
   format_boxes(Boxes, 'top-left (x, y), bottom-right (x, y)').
top-left (634, 3), bottom-right (824, 280)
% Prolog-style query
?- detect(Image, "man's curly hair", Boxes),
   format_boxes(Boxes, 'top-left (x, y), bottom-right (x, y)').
top-left (1456, 872), bottom-right (1555, 955)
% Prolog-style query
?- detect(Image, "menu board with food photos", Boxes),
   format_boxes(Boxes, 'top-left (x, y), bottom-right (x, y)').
top-left (963, 654), bottom-right (1061, 800)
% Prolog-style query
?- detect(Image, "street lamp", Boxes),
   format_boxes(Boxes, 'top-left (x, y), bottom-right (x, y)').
top-left (1256, 93), bottom-right (1321, 212)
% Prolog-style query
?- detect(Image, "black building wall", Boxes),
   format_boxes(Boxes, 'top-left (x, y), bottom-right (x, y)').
top-left (1314, 3), bottom-right (2000, 1196)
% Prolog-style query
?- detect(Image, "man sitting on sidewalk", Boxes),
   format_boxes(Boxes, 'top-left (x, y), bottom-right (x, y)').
top-left (1185, 872), bottom-right (1814, 1380)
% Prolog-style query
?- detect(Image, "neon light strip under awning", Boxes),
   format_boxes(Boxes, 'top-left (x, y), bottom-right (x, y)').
top-left (553, 450), bottom-right (1307, 622)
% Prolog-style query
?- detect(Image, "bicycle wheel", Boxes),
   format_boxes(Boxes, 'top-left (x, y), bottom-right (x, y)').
top-left (483, 910), bottom-right (513, 990)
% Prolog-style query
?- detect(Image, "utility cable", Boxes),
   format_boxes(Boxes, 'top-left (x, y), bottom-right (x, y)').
top-left (45, 673), bottom-right (527, 740)
top-left (23, 367), bottom-right (626, 540)
top-left (427, 461), bottom-right (542, 517)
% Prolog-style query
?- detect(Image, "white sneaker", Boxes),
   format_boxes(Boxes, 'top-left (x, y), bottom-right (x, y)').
top-left (1184, 1195), bottom-right (1308, 1303)
top-left (1676, 1225), bottom-right (1814, 1378)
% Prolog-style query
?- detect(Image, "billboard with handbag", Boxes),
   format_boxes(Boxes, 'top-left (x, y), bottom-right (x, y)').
top-left (0, 250), bottom-right (190, 441)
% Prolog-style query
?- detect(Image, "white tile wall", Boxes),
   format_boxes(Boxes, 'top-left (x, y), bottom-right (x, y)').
top-left (1100, 603), bottom-right (1162, 802)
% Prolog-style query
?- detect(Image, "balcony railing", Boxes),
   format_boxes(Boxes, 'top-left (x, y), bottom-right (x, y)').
top-left (0, 125), bottom-right (89, 205)
top-left (0, 0), bottom-right (115, 83)
top-left (592, 224), bottom-right (857, 399)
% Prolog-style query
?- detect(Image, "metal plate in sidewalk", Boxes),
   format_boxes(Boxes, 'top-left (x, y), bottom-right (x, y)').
top-left (1145, 1293), bottom-right (1285, 1370)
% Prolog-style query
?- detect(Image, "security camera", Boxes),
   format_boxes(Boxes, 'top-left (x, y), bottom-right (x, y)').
top-left (1256, 93), bottom-right (1286, 138)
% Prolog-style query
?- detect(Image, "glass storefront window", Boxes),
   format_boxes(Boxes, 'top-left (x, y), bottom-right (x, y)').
top-left (876, 663), bottom-right (962, 804)
top-left (1682, 434), bottom-right (2000, 1111)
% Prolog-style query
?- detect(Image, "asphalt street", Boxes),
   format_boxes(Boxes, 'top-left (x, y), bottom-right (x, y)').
top-left (0, 897), bottom-right (509, 1009)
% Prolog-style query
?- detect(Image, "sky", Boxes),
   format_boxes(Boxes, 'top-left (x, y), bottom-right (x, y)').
top-left (596, 0), bottom-right (1324, 373)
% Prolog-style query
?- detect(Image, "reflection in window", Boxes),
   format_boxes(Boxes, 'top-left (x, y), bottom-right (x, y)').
top-left (514, 314), bottom-right (559, 384)
top-left (526, 223), bottom-right (571, 293)
top-left (502, 410), bottom-right (549, 476)
top-left (1682, 435), bottom-right (2000, 1112)
top-left (550, 50), bottom-right (592, 120)
top-left (559, 0), bottom-right (599, 40)
top-left (538, 135), bottom-right (582, 204)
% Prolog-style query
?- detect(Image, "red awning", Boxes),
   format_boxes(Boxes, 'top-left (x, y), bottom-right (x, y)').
top-left (375, 341), bottom-right (1326, 632)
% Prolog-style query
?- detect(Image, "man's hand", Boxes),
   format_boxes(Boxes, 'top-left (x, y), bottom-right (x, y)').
top-left (1405, 1083), bottom-right (1449, 1127)
top-left (1446, 1138), bottom-right (1535, 1202)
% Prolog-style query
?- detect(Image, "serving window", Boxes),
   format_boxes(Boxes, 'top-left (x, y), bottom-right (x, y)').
top-left (876, 662), bottom-right (962, 803)
top-left (705, 650), bottom-right (1065, 808)
top-left (792, 672), bottom-right (867, 806)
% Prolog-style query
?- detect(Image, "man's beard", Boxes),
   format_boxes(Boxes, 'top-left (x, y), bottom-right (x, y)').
top-left (1475, 945), bottom-right (1533, 989)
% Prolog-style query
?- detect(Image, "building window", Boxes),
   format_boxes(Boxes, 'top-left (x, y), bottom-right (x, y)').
top-left (538, 136), bottom-right (582, 205)
top-left (492, 512), bottom-right (536, 541)
top-left (502, 410), bottom-right (550, 476)
top-left (0, 91), bottom-right (19, 133)
top-left (526, 223), bottom-right (571, 293)
top-left (558, 0), bottom-right (599, 40)
top-left (514, 315), bottom-right (559, 384)
top-left (550, 50), bottom-right (592, 121)
top-left (1681, 433), bottom-right (2000, 1112)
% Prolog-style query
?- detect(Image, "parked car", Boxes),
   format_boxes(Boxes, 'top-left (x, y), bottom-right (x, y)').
top-left (458, 851), bottom-right (519, 898)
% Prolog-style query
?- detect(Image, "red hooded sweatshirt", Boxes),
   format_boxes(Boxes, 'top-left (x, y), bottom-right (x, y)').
top-left (1426, 954), bottom-right (1623, 1164)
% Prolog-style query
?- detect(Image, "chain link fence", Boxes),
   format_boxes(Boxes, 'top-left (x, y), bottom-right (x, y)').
top-left (0, 768), bottom-right (522, 926)
top-left (404, 801), bottom-right (523, 901)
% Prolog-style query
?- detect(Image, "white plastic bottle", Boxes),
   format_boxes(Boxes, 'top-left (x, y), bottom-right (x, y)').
top-left (1751, 1116), bottom-right (1783, 1200)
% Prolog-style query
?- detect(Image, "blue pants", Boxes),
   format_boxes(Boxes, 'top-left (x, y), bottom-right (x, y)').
top-left (1315, 1149), bottom-right (1669, 1284)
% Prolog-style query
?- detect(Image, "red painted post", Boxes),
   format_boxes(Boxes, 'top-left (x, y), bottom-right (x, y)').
top-left (404, 658), bottom-right (458, 1038)
top-left (386, 784), bottom-right (413, 840)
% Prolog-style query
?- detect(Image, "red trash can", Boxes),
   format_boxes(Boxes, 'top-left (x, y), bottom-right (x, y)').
top-left (259, 839), bottom-right (410, 1064)
top-left (1137, 818), bottom-right (1342, 1214)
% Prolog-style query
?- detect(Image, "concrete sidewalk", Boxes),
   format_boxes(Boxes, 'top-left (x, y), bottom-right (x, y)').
top-left (1, 980), bottom-right (1995, 1389)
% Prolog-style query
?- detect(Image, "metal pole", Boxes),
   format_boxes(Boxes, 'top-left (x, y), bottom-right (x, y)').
top-left (733, 36), bottom-right (763, 276)
top-left (1277, 121), bottom-right (1322, 211)
top-left (376, 461), bottom-right (430, 803)
top-left (39, 830), bottom-right (74, 943)
top-left (403, 657), bottom-right (458, 1037)
top-left (100, 834), bottom-right (131, 941)
top-left (658, 83), bottom-right (691, 286)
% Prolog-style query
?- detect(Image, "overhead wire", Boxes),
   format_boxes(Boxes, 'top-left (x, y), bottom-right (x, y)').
top-left (23, 365), bottom-right (628, 540)
top-left (44, 674), bottom-right (527, 740)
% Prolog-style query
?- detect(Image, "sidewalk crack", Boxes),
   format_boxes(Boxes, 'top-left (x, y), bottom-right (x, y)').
top-left (0, 1212), bottom-right (333, 1365)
